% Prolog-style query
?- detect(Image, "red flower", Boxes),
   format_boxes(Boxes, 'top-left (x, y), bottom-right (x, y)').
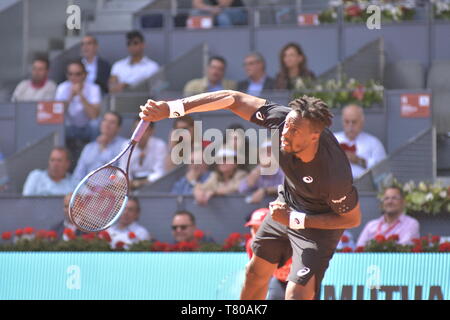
top-left (374, 235), bottom-right (385, 244)
top-left (98, 230), bottom-right (111, 242)
top-left (128, 232), bottom-right (136, 239)
top-left (352, 84), bottom-right (365, 101)
top-left (152, 241), bottom-right (171, 252)
top-left (46, 230), bottom-right (58, 240)
top-left (439, 242), bottom-right (450, 252)
top-left (2, 231), bottom-right (12, 240)
top-left (115, 241), bottom-right (125, 249)
top-left (411, 245), bottom-right (423, 253)
top-left (193, 229), bottom-right (204, 240)
top-left (342, 247), bottom-right (353, 253)
top-left (341, 235), bottom-right (350, 243)
top-left (355, 246), bottom-right (365, 253)
top-left (243, 233), bottom-right (252, 241)
top-left (82, 233), bottom-right (96, 241)
top-left (412, 238), bottom-right (421, 246)
top-left (23, 227), bottom-right (34, 235)
top-left (431, 235), bottom-right (441, 244)
top-left (15, 229), bottom-right (23, 237)
top-left (387, 234), bottom-right (400, 242)
top-left (64, 228), bottom-right (76, 240)
top-left (36, 230), bottom-right (48, 239)
top-left (420, 236), bottom-right (429, 244)
top-left (346, 5), bottom-right (362, 17)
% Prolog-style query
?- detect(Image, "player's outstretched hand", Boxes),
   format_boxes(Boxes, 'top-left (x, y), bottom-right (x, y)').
top-left (269, 200), bottom-right (290, 226)
top-left (139, 99), bottom-right (170, 122)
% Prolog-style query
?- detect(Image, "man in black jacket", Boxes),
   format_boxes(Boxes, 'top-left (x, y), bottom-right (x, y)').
top-left (81, 35), bottom-right (111, 94)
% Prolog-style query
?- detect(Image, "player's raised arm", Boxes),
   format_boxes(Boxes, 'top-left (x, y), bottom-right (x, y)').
top-left (139, 90), bottom-right (266, 122)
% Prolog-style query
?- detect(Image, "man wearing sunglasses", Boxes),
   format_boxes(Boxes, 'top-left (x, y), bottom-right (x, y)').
top-left (109, 30), bottom-right (160, 94)
top-left (171, 210), bottom-right (198, 243)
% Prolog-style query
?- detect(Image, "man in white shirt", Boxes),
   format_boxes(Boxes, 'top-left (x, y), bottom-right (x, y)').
top-left (73, 111), bottom-right (127, 182)
top-left (11, 57), bottom-right (57, 102)
top-left (108, 196), bottom-right (151, 249)
top-left (56, 60), bottom-right (102, 160)
top-left (333, 104), bottom-right (387, 178)
top-left (109, 30), bottom-right (160, 93)
top-left (120, 118), bottom-right (167, 190)
top-left (356, 186), bottom-right (420, 247)
top-left (22, 147), bottom-right (75, 196)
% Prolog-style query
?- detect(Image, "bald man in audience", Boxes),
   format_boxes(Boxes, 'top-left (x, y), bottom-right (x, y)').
top-left (333, 104), bottom-right (387, 179)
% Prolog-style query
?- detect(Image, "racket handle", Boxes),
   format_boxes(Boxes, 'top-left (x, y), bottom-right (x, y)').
top-left (131, 120), bottom-right (150, 142)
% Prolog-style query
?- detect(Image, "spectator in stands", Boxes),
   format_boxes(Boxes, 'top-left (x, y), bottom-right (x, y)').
top-left (183, 56), bottom-right (236, 96)
top-left (356, 186), bottom-right (420, 247)
top-left (171, 149), bottom-right (211, 195)
top-left (56, 60), bottom-right (102, 162)
top-left (333, 104), bottom-right (387, 179)
top-left (80, 35), bottom-right (111, 94)
top-left (108, 196), bottom-right (152, 248)
top-left (237, 52), bottom-right (275, 97)
top-left (239, 140), bottom-right (284, 204)
top-left (275, 43), bottom-right (315, 90)
top-left (224, 123), bottom-right (251, 171)
top-left (73, 111), bottom-right (127, 183)
top-left (193, 148), bottom-right (247, 206)
top-left (109, 31), bottom-right (160, 93)
top-left (244, 207), bottom-right (291, 300)
top-left (22, 147), bottom-right (75, 196)
top-left (191, 0), bottom-right (247, 27)
top-left (120, 118), bottom-right (167, 190)
top-left (165, 115), bottom-right (196, 171)
top-left (51, 192), bottom-right (82, 240)
top-left (11, 57), bottom-right (57, 102)
top-left (171, 210), bottom-right (198, 243)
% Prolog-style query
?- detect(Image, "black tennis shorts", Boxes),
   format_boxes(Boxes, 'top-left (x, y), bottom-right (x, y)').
top-left (252, 192), bottom-right (344, 298)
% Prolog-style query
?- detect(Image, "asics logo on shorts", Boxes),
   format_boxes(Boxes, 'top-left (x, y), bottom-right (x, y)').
top-left (303, 176), bottom-right (313, 184)
top-left (297, 267), bottom-right (311, 277)
top-left (256, 112), bottom-right (264, 121)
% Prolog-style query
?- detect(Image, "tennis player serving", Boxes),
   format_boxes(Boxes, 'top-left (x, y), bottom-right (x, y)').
top-left (139, 90), bottom-right (361, 300)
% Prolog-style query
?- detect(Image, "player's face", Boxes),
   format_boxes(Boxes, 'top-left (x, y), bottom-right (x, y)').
top-left (281, 112), bottom-right (316, 155)
top-left (382, 188), bottom-right (405, 216)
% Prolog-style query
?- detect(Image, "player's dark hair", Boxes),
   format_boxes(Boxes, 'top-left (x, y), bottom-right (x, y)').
top-left (288, 95), bottom-right (333, 133)
top-left (209, 55), bottom-right (227, 67)
top-left (173, 210), bottom-right (196, 225)
top-left (126, 30), bottom-right (144, 43)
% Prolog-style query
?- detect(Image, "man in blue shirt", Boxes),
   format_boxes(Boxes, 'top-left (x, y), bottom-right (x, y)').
top-left (73, 111), bottom-right (127, 182)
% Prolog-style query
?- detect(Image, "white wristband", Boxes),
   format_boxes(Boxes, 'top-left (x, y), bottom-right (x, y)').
top-left (289, 211), bottom-right (306, 229)
top-left (168, 99), bottom-right (185, 118)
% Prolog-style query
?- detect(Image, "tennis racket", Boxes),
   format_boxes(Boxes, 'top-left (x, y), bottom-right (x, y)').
top-left (68, 119), bottom-right (150, 232)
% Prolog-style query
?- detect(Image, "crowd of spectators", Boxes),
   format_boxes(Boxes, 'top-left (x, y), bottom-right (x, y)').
top-left (5, 19), bottom-right (422, 255)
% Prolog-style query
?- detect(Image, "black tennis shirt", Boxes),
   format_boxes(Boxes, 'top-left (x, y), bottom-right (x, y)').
top-left (250, 101), bottom-right (359, 216)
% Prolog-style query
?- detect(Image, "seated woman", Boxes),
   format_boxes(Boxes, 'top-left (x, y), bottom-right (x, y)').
top-left (193, 148), bottom-right (247, 206)
top-left (191, 0), bottom-right (247, 27)
top-left (275, 42), bottom-right (315, 90)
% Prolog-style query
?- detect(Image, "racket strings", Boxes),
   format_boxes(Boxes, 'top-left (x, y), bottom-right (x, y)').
top-left (70, 167), bottom-right (127, 232)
